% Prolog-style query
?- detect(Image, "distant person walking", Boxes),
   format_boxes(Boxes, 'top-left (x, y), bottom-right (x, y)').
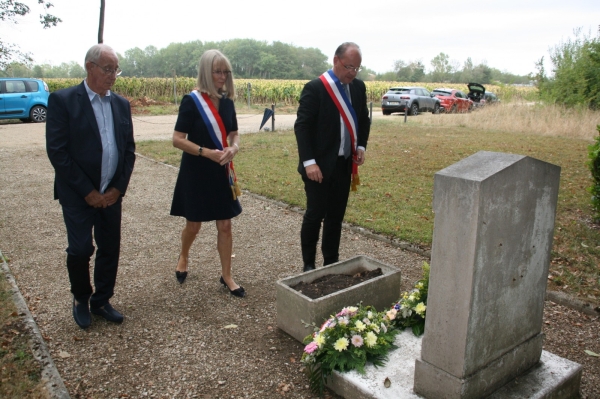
top-left (46, 44), bottom-right (136, 329)
top-left (294, 42), bottom-right (371, 272)
top-left (170, 49), bottom-right (245, 298)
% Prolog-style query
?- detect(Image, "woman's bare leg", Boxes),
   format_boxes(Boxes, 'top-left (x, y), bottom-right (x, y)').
top-left (216, 219), bottom-right (240, 290)
top-left (177, 220), bottom-right (201, 272)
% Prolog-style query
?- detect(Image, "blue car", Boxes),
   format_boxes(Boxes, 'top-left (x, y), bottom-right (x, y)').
top-left (0, 78), bottom-right (50, 122)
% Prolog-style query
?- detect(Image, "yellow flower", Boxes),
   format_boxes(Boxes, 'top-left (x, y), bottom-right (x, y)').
top-left (314, 333), bottom-right (326, 348)
top-left (415, 302), bottom-right (427, 315)
top-left (347, 306), bottom-right (358, 313)
top-left (334, 337), bottom-right (349, 352)
top-left (365, 331), bottom-right (377, 348)
top-left (355, 320), bottom-right (366, 332)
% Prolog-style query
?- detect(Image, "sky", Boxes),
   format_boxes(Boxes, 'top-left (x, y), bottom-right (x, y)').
top-left (2, 0), bottom-right (599, 76)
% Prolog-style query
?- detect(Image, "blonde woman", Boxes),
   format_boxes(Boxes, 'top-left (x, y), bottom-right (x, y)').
top-left (170, 50), bottom-right (244, 297)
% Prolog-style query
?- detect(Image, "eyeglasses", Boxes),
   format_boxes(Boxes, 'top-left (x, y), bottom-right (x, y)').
top-left (91, 61), bottom-right (122, 76)
top-left (339, 59), bottom-right (362, 73)
top-left (212, 70), bottom-right (232, 76)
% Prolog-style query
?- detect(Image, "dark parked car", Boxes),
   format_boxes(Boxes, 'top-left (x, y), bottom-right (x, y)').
top-left (381, 86), bottom-right (440, 116)
top-left (0, 78), bottom-right (49, 123)
top-left (482, 91), bottom-right (500, 106)
top-left (432, 88), bottom-right (473, 113)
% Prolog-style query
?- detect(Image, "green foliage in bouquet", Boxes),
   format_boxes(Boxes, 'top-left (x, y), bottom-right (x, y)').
top-left (387, 261), bottom-right (430, 336)
top-left (301, 305), bottom-right (399, 396)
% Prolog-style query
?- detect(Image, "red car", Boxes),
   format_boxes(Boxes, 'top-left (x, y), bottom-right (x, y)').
top-left (432, 88), bottom-right (473, 113)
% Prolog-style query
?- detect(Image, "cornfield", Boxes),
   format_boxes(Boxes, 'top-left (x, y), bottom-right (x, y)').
top-left (45, 78), bottom-right (538, 105)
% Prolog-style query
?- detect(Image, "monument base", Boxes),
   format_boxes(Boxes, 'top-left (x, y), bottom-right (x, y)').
top-left (326, 331), bottom-right (582, 399)
top-left (415, 333), bottom-right (544, 398)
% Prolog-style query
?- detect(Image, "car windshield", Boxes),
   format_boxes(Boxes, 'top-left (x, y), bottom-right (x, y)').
top-left (432, 90), bottom-right (451, 96)
top-left (389, 88), bottom-right (411, 94)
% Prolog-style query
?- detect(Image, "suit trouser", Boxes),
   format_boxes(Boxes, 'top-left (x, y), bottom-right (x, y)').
top-left (61, 202), bottom-right (121, 308)
top-left (301, 156), bottom-right (352, 266)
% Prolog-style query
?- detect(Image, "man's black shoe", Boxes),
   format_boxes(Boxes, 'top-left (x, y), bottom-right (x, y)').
top-left (303, 263), bottom-right (316, 273)
top-left (72, 299), bottom-right (91, 329)
top-left (91, 303), bottom-right (124, 323)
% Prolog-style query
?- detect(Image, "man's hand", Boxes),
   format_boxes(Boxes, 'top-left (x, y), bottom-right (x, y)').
top-left (85, 190), bottom-right (108, 208)
top-left (103, 187), bottom-right (121, 207)
top-left (305, 164), bottom-right (323, 183)
top-left (354, 149), bottom-right (366, 166)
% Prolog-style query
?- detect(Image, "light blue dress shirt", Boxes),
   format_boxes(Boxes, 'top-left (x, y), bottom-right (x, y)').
top-left (84, 80), bottom-right (118, 194)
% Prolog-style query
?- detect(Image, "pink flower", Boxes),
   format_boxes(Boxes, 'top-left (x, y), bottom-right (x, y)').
top-left (351, 335), bottom-right (364, 347)
top-left (304, 342), bottom-right (318, 354)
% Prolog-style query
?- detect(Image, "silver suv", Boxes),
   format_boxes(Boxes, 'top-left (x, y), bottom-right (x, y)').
top-left (381, 86), bottom-right (441, 116)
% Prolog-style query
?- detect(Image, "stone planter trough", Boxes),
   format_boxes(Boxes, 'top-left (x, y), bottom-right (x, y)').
top-left (276, 255), bottom-right (402, 342)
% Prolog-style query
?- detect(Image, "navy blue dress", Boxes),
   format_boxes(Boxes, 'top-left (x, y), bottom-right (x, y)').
top-left (170, 94), bottom-right (242, 222)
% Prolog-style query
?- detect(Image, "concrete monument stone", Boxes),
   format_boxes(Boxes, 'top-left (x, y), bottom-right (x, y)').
top-left (413, 151), bottom-right (581, 398)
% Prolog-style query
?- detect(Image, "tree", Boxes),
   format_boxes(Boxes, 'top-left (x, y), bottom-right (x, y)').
top-left (540, 28), bottom-right (600, 109)
top-left (0, 0), bottom-right (62, 67)
top-left (430, 52), bottom-right (452, 82)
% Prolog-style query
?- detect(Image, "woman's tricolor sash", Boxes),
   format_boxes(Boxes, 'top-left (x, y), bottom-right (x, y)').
top-left (319, 70), bottom-right (360, 191)
top-left (190, 90), bottom-right (241, 200)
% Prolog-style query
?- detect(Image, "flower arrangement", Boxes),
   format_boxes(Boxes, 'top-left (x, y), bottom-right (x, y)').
top-left (301, 305), bottom-right (399, 396)
top-left (387, 261), bottom-right (430, 336)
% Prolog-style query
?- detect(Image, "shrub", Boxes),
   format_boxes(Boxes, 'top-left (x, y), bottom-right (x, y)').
top-left (587, 125), bottom-right (600, 222)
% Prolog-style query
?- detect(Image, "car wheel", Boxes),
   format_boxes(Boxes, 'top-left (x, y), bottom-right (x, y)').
top-left (432, 103), bottom-right (440, 114)
top-left (382, 110), bottom-right (391, 116)
top-left (409, 103), bottom-right (419, 116)
top-left (450, 104), bottom-right (457, 114)
top-left (29, 105), bottom-right (47, 123)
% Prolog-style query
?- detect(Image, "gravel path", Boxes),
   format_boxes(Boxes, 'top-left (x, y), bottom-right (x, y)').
top-left (0, 119), bottom-right (598, 399)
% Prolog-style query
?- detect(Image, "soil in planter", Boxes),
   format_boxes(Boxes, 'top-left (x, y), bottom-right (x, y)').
top-left (290, 268), bottom-right (383, 299)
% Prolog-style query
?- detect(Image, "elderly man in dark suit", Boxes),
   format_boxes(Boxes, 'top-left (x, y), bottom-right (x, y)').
top-left (46, 44), bottom-right (136, 329)
top-left (294, 42), bottom-right (370, 273)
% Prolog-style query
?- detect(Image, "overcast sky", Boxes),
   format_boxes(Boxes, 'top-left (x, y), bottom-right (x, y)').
top-left (2, 0), bottom-right (599, 76)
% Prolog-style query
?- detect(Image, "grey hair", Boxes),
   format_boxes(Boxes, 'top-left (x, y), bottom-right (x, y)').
top-left (85, 44), bottom-right (117, 65)
top-left (197, 49), bottom-right (235, 99)
top-left (335, 42), bottom-right (361, 58)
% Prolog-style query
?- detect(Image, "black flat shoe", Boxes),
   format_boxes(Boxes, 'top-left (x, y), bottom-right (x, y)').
top-left (175, 255), bottom-right (188, 284)
top-left (220, 276), bottom-right (246, 298)
top-left (176, 270), bottom-right (188, 284)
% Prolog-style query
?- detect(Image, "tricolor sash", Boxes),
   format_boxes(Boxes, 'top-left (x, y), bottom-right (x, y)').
top-left (319, 70), bottom-right (361, 191)
top-left (190, 90), bottom-right (241, 199)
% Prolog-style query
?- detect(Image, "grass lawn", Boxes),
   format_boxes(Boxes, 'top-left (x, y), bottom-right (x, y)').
top-left (136, 108), bottom-right (600, 303)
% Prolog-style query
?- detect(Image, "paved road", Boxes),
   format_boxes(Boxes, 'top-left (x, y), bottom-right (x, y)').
top-left (0, 113), bottom-right (299, 149)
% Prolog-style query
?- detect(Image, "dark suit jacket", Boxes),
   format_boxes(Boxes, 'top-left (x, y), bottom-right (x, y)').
top-left (46, 82), bottom-right (136, 207)
top-left (294, 77), bottom-right (370, 179)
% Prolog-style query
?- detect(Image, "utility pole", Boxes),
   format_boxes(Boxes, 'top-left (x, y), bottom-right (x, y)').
top-left (98, 0), bottom-right (106, 43)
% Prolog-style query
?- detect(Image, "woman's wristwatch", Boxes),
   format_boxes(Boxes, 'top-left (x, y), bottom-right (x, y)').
top-left (198, 146), bottom-right (203, 156)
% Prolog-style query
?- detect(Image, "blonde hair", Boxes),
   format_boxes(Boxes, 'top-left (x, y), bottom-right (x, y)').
top-left (197, 49), bottom-right (235, 99)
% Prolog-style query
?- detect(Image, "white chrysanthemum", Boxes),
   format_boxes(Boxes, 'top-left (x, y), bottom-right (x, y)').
top-left (355, 320), bottom-right (366, 332)
top-left (365, 331), bottom-right (377, 348)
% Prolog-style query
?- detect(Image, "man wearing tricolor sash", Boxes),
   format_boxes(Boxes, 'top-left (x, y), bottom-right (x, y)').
top-left (294, 42), bottom-right (371, 273)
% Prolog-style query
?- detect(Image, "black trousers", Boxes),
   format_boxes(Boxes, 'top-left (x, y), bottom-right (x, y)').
top-left (61, 202), bottom-right (122, 308)
top-left (301, 156), bottom-right (352, 266)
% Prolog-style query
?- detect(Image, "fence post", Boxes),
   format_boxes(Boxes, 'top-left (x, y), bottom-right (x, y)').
top-left (404, 104), bottom-right (408, 123)
top-left (247, 82), bottom-right (252, 108)
top-left (271, 104), bottom-right (275, 132)
top-left (173, 70), bottom-right (177, 105)
top-left (369, 101), bottom-right (373, 124)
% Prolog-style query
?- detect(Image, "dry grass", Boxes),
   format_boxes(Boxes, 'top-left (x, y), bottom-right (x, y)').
top-left (402, 102), bottom-right (600, 140)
